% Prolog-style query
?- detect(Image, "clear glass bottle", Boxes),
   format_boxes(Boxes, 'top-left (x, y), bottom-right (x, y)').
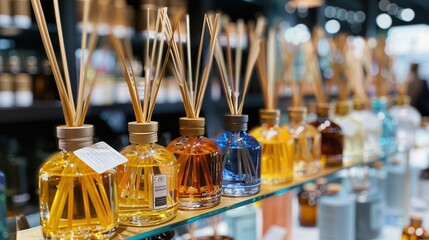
top-left (333, 101), bottom-right (364, 164)
top-left (389, 94), bottom-right (422, 152)
top-left (402, 215), bottom-right (429, 240)
top-left (310, 103), bottom-right (343, 167)
top-left (118, 121), bottom-right (178, 226)
top-left (249, 109), bottom-right (294, 184)
top-left (371, 97), bottom-right (397, 158)
top-left (350, 99), bottom-right (382, 161)
top-left (167, 118), bottom-right (222, 210)
top-left (0, 170), bottom-right (6, 240)
top-left (39, 125), bottom-right (118, 239)
top-left (298, 183), bottom-right (318, 227)
top-left (318, 183), bottom-right (355, 240)
top-left (216, 115), bottom-right (261, 197)
top-left (283, 107), bottom-right (321, 176)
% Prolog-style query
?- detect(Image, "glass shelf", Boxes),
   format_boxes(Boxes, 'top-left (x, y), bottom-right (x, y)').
top-left (16, 159), bottom-right (375, 239)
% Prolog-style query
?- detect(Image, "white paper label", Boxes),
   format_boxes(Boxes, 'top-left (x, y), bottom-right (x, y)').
top-left (74, 141), bottom-right (127, 174)
top-left (153, 174), bottom-right (167, 210)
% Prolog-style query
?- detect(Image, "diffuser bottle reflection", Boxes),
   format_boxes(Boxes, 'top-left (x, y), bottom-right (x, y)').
top-left (39, 125), bottom-right (118, 239)
top-left (298, 183), bottom-right (318, 227)
top-left (250, 109), bottom-right (294, 184)
top-left (310, 103), bottom-right (343, 167)
top-left (118, 122), bottom-right (178, 226)
top-left (402, 215), bottom-right (429, 240)
top-left (284, 107), bottom-right (321, 176)
top-left (216, 115), bottom-right (261, 197)
top-left (167, 118), bottom-right (222, 209)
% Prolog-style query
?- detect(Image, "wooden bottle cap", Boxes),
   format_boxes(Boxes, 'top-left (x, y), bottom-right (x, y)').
top-left (303, 183), bottom-right (317, 192)
top-left (316, 102), bottom-right (330, 118)
top-left (326, 183), bottom-right (342, 195)
top-left (316, 177), bottom-right (327, 186)
top-left (128, 121), bottom-right (158, 144)
top-left (56, 125), bottom-right (94, 151)
top-left (224, 114), bottom-right (248, 132)
top-left (335, 101), bottom-right (350, 116)
top-left (287, 106), bottom-right (307, 123)
top-left (180, 117), bottom-right (205, 136)
top-left (260, 109), bottom-right (280, 125)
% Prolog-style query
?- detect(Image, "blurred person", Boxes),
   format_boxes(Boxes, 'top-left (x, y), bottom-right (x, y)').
top-left (407, 63), bottom-right (429, 116)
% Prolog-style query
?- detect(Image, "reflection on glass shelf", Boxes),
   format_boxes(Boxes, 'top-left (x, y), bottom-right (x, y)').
top-left (17, 159), bottom-right (375, 239)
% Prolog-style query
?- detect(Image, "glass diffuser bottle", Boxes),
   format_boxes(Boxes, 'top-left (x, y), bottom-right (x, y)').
top-left (298, 183), bottom-right (318, 227)
top-left (167, 118), bottom-right (222, 209)
top-left (39, 126), bottom-right (118, 239)
top-left (371, 97), bottom-right (397, 158)
top-left (310, 103), bottom-right (343, 167)
top-left (119, 122), bottom-right (178, 226)
top-left (250, 109), bottom-right (294, 184)
top-left (389, 94), bottom-right (421, 152)
top-left (284, 107), bottom-right (321, 176)
top-left (333, 101), bottom-right (364, 164)
top-left (350, 99), bottom-right (382, 161)
top-left (216, 115), bottom-right (261, 196)
top-left (402, 215), bottom-right (429, 240)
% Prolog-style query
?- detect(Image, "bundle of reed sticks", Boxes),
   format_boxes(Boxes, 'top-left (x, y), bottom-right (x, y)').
top-left (344, 41), bottom-right (366, 102)
top-left (305, 32), bottom-right (326, 104)
top-left (31, 0), bottom-right (115, 233)
top-left (371, 37), bottom-right (394, 97)
top-left (257, 27), bottom-right (283, 109)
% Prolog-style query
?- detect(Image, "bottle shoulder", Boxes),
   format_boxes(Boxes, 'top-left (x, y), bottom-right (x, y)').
top-left (249, 126), bottom-right (292, 141)
top-left (121, 143), bottom-right (177, 165)
top-left (215, 131), bottom-right (261, 148)
top-left (167, 136), bottom-right (221, 154)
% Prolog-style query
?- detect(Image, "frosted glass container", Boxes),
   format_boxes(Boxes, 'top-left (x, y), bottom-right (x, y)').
top-left (354, 188), bottom-right (384, 240)
top-left (216, 115), bottom-right (261, 197)
top-left (283, 107), bottom-right (321, 176)
top-left (118, 122), bottom-right (178, 226)
top-left (250, 109), bottom-right (294, 184)
top-left (350, 100), bottom-right (382, 161)
top-left (371, 97), bottom-right (397, 158)
top-left (167, 118), bottom-right (222, 210)
top-left (333, 101), bottom-right (364, 164)
top-left (39, 125), bottom-right (118, 239)
top-left (389, 95), bottom-right (422, 152)
top-left (318, 184), bottom-right (355, 240)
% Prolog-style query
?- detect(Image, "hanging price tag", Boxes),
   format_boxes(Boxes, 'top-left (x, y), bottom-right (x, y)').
top-left (74, 141), bottom-right (127, 174)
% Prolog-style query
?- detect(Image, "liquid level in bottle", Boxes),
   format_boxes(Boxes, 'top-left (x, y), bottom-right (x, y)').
top-left (39, 153), bottom-right (118, 239)
top-left (260, 141), bottom-right (294, 184)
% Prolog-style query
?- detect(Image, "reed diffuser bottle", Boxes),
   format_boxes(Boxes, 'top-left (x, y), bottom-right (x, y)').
top-left (111, 8), bottom-right (178, 226)
top-left (39, 126), bottom-right (118, 239)
top-left (164, 13), bottom-right (222, 209)
top-left (284, 107), bottom-right (321, 176)
top-left (333, 101), bottom-right (364, 164)
top-left (350, 99), bottom-right (382, 160)
top-left (250, 28), bottom-right (294, 184)
top-left (310, 103), bottom-right (343, 167)
top-left (32, 0), bottom-right (118, 238)
top-left (213, 18), bottom-right (264, 196)
top-left (371, 97), bottom-right (397, 158)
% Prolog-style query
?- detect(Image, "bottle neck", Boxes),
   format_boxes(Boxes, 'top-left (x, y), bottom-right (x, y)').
top-left (259, 109), bottom-right (280, 128)
top-left (288, 107), bottom-right (306, 125)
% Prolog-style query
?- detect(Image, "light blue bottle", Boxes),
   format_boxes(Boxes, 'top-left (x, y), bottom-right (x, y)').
top-left (371, 97), bottom-right (397, 159)
top-left (225, 204), bottom-right (257, 240)
top-left (318, 183), bottom-right (355, 240)
top-left (216, 115), bottom-right (261, 197)
top-left (0, 170), bottom-right (7, 240)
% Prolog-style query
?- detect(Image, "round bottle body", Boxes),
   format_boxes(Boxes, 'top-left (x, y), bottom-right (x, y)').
top-left (118, 143), bottom-right (178, 226)
top-left (310, 117), bottom-right (343, 167)
top-left (39, 151), bottom-right (118, 239)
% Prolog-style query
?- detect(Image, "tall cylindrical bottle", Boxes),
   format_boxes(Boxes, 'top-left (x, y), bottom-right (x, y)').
top-left (39, 125), bottom-right (118, 239)
top-left (284, 107), bottom-right (321, 176)
top-left (118, 121), bottom-right (178, 226)
top-left (310, 103), bottom-right (343, 167)
top-left (250, 109), bottom-right (294, 184)
top-left (318, 183), bottom-right (355, 240)
top-left (216, 115), bottom-right (261, 197)
top-left (167, 118), bottom-right (222, 209)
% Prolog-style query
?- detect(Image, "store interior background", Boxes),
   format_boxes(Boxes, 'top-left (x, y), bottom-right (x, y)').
top-left (1, 0), bottom-right (429, 238)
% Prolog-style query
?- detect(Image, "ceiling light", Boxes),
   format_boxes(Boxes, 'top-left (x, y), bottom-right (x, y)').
top-left (324, 6), bottom-right (336, 18)
top-left (354, 11), bottom-right (366, 23)
top-left (376, 13), bottom-right (392, 29)
top-left (325, 19), bottom-right (340, 34)
top-left (400, 8), bottom-right (415, 22)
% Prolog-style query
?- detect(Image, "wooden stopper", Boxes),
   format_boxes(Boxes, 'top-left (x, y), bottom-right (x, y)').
top-left (128, 121), bottom-right (158, 144)
top-left (57, 125), bottom-right (94, 151)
